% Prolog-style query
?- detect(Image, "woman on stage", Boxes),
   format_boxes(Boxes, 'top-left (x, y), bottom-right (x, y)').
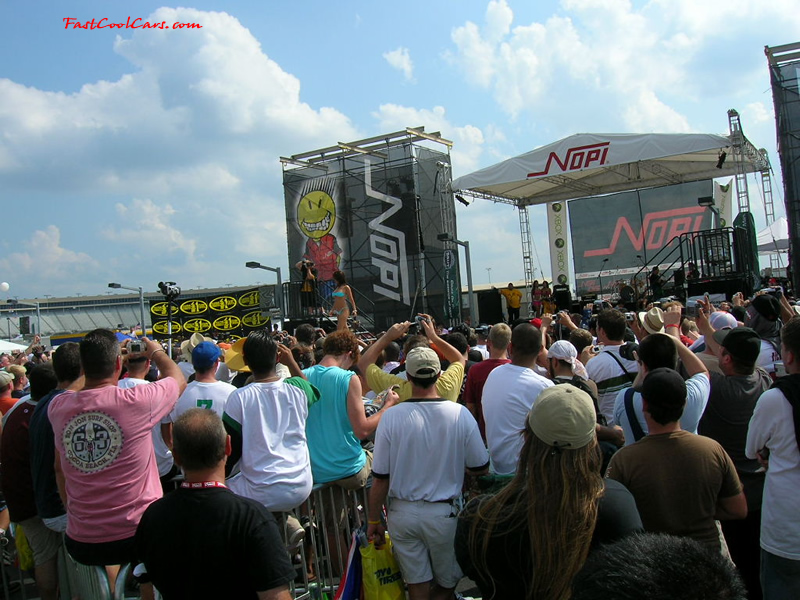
top-left (330, 270), bottom-right (357, 331)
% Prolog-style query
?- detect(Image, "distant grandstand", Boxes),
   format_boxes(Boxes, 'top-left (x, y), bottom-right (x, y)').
top-left (0, 285), bottom-right (259, 346)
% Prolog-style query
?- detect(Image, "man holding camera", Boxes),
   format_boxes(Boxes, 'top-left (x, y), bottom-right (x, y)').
top-left (296, 259), bottom-right (317, 316)
top-left (585, 310), bottom-right (639, 425)
top-left (48, 330), bottom-right (185, 575)
top-left (358, 315), bottom-right (466, 403)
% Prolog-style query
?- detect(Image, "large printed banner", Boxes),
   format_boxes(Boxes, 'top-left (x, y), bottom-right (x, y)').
top-left (283, 147), bottom-right (459, 327)
top-left (569, 181), bottom-right (713, 296)
top-left (149, 287), bottom-right (273, 340)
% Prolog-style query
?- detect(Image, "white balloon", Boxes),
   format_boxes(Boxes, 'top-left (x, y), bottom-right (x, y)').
top-left (0, 282), bottom-right (8, 292)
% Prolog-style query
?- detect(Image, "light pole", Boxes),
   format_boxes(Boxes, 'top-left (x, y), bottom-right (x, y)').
top-left (437, 233), bottom-right (477, 325)
top-left (245, 262), bottom-right (283, 316)
top-left (108, 283), bottom-right (147, 337)
top-left (7, 299), bottom-right (41, 336)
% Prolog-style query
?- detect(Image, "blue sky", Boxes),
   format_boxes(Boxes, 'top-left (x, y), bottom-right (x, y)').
top-left (0, 0), bottom-right (795, 299)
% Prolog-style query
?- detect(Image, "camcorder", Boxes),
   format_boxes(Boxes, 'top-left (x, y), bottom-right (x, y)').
top-left (157, 281), bottom-right (181, 300)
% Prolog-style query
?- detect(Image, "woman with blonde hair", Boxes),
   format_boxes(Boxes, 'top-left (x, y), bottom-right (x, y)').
top-left (330, 270), bottom-right (357, 331)
top-left (455, 386), bottom-right (642, 600)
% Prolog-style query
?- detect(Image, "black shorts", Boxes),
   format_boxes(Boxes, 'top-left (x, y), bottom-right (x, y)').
top-left (65, 535), bottom-right (137, 566)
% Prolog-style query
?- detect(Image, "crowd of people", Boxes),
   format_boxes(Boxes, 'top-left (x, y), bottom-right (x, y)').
top-left (0, 282), bottom-right (798, 599)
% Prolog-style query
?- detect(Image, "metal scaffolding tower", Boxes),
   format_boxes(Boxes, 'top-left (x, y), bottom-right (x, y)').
top-left (518, 205), bottom-right (534, 317)
top-left (728, 109), bottom-right (753, 214)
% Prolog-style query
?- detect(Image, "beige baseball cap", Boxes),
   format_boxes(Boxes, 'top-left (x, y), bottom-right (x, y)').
top-left (528, 386), bottom-right (596, 450)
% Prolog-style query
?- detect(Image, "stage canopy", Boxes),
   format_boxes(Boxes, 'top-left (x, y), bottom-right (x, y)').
top-left (0, 340), bottom-right (28, 353)
top-left (452, 132), bottom-right (768, 206)
top-left (757, 216), bottom-right (789, 253)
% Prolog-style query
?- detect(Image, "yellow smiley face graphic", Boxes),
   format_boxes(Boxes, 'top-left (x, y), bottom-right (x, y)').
top-left (297, 191), bottom-right (336, 239)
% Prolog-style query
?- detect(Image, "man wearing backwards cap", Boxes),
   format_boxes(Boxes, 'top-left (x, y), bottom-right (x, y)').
top-left (367, 346), bottom-right (489, 600)
top-left (548, 340), bottom-right (626, 449)
top-left (607, 368), bottom-right (747, 554)
top-left (161, 341), bottom-right (236, 448)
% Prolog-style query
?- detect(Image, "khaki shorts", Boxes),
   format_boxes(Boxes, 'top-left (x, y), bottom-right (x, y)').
top-left (320, 451), bottom-right (372, 529)
top-left (18, 516), bottom-right (62, 566)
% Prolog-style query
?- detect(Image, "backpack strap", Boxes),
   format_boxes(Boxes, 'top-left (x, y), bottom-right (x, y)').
top-left (771, 374), bottom-right (800, 452)
top-left (604, 350), bottom-right (636, 383)
top-left (624, 387), bottom-right (646, 443)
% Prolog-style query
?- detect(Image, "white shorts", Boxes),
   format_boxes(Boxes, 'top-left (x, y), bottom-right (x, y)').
top-left (387, 498), bottom-right (462, 588)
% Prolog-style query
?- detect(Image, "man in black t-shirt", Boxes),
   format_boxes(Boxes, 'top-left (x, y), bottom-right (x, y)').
top-left (136, 409), bottom-right (294, 599)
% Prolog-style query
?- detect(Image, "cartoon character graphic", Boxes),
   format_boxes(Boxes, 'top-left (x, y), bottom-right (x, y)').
top-left (297, 190), bottom-right (342, 280)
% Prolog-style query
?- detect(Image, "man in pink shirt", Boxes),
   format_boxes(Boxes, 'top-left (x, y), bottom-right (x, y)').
top-left (48, 329), bottom-right (185, 573)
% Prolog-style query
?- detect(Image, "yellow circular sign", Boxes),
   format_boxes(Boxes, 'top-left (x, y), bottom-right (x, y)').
top-left (298, 190), bottom-right (336, 239)
top-left (238, 290), bottom-right (260, 308)
top-left (183, 318), bottom-right (212, 333)
top-left (180, 299), bottom-right (208, 315)
top-left (153, 321), bottom-right (182, 335)
top-left (242, 310), bottom-right (268, 328)
top-left (150, 302), bottom-right (179, 317)
top-left (209, 296), bottom-right (238, 312)
top-left (213, 315), bottom-right (241, 331)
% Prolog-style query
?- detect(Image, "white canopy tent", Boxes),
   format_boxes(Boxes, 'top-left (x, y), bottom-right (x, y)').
top-left (452, 128), bottom-right (770, 298)
top-left (452, 132), bottom-right (767, 206)
top-left (0, 339), bottom-right (28, 353)
top-left (757, 216), bottom-right (789, 253)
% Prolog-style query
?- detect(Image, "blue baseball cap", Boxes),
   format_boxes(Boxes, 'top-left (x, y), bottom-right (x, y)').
top-left (192, 341), bottom-right (221, 369)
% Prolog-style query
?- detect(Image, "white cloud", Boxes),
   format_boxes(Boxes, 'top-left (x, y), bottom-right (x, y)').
top-left (373, 104), bottom-right (485, 176)
top-left (0, 7), bottom-right (364, 296)
top-left (744, 102), bottom-right (772, 125)
top-left (108, 199), bottom-right (197, 259)
top-left (383, 47), bottom-right (415, 82)
top-left (447, 0), bottom-right (800, 134)
top-left (0, 226), bottom-right (101, 296)
top-left (0, 8), bottom-right (359, 196)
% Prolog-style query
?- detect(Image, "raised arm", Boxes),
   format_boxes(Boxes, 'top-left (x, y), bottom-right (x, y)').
top-left (695, 299), bottom-right (722, 357)
top-left (357, 321), bottom-right (411, 373)
top-left (143, 337), bottom-right (187, 394)
top-left (778, 291), bottom-right (795, 324)
top-left (347, 377), bottom-right (398, 439)
top-left (419, 315), bottom-right (464, 365)
top-left (277, 343), bottom-right (305, 379)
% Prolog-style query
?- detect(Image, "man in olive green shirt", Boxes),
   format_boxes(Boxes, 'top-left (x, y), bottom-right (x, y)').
top-left (357, 316), bottom-right (465, 402)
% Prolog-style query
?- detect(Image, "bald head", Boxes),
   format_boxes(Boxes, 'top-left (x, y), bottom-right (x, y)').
top-left (173, 409), bottom-right (227, 472)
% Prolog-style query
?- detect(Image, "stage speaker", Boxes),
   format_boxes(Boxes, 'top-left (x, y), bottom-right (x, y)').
top-left (478, 290), bottom-right (504, 325)
top-left (552, 285), bottom-right (571, 312)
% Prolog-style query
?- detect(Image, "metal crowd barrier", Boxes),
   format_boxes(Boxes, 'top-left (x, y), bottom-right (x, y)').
top-left (57, 484), bottom-right (370, 600)
top-left (289, 483), bottom-right (371, 600)
top-left (61, 555), bottom-right (146, 600)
